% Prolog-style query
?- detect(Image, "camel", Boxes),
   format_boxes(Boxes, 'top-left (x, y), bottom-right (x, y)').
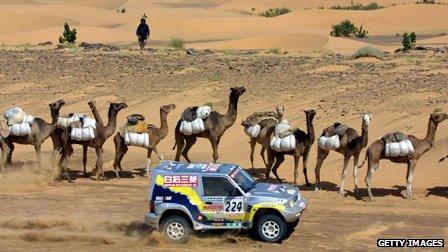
top-left (113, 104), bottom-right (176, 178)
top-left (360, 112), bottom-right (448, 201)
top-left (59, 101), bottom-right (127, 181)
top-left (2, 100), bottom-right (65, 169)
top-left (174, 86), bottom-right (246, 163)
top-left (242, 106), bottom-right (284, 169)
top-left (314, 113), bottom-right (371, 195)
top-left (266, 109), bottom-right (316, 186)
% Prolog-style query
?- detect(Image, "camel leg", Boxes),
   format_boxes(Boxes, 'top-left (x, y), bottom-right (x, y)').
top-left (6, 142), bottom-right (14, 164)
top-left (249, 138), bottom-right (256, 169)
top-left (292, 155), bottom-right (300, 185)
top-left (94, 147), bottom-right (105, 180)
top-left (339, 155), bottom-right (350, 195)
top-left (174, 134), bottom-right (185, 162)
top-left (113, 134), bottom-right (128, 178)
top-left (406, 160), bottom-right (416, 199)
top-left (82, 145), bottom-right (88, 177)
top-left (59, 150), bottom-right (71, 182)
top-left (145, 148), bottom-right (153, 178)
top-left (272, 155), bottom-right (285, 183)
top-left (0, 143), bottom-right (7, 174)
top-left (352, 152), bottom-right (361, 192)
top-left (34, 144), bottom-right (42, 169)
top-left (314, 147), bottom-right (329, 191)
top-left (210, 138), bottom-right (220, 163)
top-left (260, 146), bottom-right (267, 168)
top-left (302, 151), bottom-right (311, 186)
top-left (182, 137), bottom-right (197, 163)
top-left (265, 151), bottom-right (275, 182)
top-left (365, 160), bottom-right (378, 202)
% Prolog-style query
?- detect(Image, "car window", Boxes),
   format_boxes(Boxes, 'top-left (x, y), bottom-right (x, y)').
top-left (202, 177), bottom-right (241, 197)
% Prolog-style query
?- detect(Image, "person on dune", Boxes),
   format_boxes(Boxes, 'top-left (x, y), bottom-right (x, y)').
top-left (136, 18), bottom-right (150, 50)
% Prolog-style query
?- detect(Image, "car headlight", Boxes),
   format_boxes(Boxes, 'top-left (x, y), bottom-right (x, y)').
top-left (288, 199), bottom-right (295, 208)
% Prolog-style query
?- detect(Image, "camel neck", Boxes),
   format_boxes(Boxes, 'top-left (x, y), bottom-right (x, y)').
top-left (424, 117), bottom-right (438, 147)
top-left (159, 110), bottom-right (169, 138)
top-left (306, 116), bottom-right (315, 144)
top-left (224, 93), bottom-right (239, 127)
top-left (361, 123), bottom-right (369, 147)
top-left (50, 108), bottom-right (60, 125)
top-left (105, 108), bottom-right (118, 136)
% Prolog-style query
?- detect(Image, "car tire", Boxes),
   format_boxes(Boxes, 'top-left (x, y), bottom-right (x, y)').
top-left (161, 215), bottom-right (192, 244)
top-left (256, 214), bottom-right (288, 243)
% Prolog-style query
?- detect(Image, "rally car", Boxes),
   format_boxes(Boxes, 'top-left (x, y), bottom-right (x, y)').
top-left (145, 161), bottom-right (307, 243)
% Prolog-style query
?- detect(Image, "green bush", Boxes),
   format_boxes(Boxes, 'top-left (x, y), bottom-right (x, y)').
top-left (330, 2), bottom-right (384, 10)
top-left (168, 37), bottom-right (185, 50)
top-left (402, 32), bottom-right (416, 50)
top-left (330, 19), bottom-right (369, 38)
top-left (59, 23), bottom-right (77, 43)
top-left (267, 48), bottom-right (281, 54)
top-left (259, 7), bottom-right (292, 17)
top-left (353, 46), bottom-right (384, 59)
top-left (416, 0), bottom-right (436, 4)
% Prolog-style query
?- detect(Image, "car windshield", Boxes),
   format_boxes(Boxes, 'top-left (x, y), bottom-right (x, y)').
top-left (229, 167), bottom-right (256, 193)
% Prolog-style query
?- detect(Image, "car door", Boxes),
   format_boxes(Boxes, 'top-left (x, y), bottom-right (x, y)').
top-left (201, 176), bottom-right (246, 228)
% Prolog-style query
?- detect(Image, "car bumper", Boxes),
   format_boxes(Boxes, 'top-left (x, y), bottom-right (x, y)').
top-left (145, 211), bottom-right (160, 230)
top-left (283, 198), bottom-right (307, 223)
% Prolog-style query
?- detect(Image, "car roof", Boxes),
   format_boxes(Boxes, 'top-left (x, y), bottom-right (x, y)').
top-left (153, 161), bottom-right (238, 175)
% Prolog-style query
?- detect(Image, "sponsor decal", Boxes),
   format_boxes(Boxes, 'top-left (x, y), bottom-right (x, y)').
top-left (267, 185), bottom-right (278, 191)
top-left (163, 175), bottom-right (198, 187)
top-left (287, 189), bottom-right (295, 194)
top-left (205, 164), bottom-right (221, 172)
top-left (204, 204), bottom-right (225, 211)
top-left (225, 223), bottom-right (242, 227)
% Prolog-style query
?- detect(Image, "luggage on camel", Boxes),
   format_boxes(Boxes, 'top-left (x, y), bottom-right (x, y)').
top-left (179, 106), bottom-right (211, 135)
top-left (4, 107), bottom-right (35, 136)
top-left (242, 109), bottom-right (283, 138)
top-left (270, 120), bottom-right (296, 152)
top-left (317, 123), bottom-right (348, 151)
top-left (124, 132), bottom-right (151, 148)
top-left (244, 124), bottom-right (261, 138)
top-left (127, 114), bottom-right (145, 125)
top-left (70, 116), bottom-right (97, 141)
top-left (57, 113), bottom-right (87, 129)
top-left (382, 132), bottom-right (414, 157)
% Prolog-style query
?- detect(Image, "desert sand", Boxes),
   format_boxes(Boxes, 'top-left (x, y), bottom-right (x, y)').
top-left (0, 0), bottom-right (447, 52)
top-left (0, 0), bottom-right (448, 251)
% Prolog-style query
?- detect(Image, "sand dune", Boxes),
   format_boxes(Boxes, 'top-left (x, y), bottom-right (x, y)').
top-left (0, 1), bottom-right (447, 53)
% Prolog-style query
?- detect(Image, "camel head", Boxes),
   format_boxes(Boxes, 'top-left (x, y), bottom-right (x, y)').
top-left (430, 112), bottom-right (448, 124)
top-left (160, 104), bottom-right (176, 114)
top-left (49, 99), bottom-right (66, 111)
top-left (304, 109), bottom-right (316, 121)
top-left (361, 113), bottom-right (371, 127)
top-left (110, 102), bottom-right (128, 112)
top-left (230, 86), bottom-right (246, 97)
top-left (276, 106), bottom-right (285, 118)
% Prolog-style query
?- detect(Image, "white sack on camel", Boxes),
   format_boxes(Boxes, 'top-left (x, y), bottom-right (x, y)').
top-left (318, 135), bottom-right (340, 151)
top-left (385, 140), bottom-right (414, 157)
top-left (180, 118), bottom-right (205, 136)
top-left (270, 135), bottom-right (296, 152)
top-left (124, 132), bottom-right (150, 148)
top-left (70, 127), bottom-right (95, 141)
top-left (57, 113), bottom-right (86, 128)
top-left (9, 123), bottom-right (32, 136)
top-left (4, 107), bottom-right (35, 125)
top-left (196, 106), bottom-right (211, 120)
top-left (244, 124), bottom-right (261, 138)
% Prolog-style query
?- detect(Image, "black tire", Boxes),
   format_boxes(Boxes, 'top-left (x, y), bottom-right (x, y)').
top-left (161, 215), bottom-right (192, 244)
top-left (256, 214), bottom-right (288, 243)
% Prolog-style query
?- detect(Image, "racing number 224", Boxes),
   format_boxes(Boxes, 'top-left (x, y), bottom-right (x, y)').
top-left (225, 201), bottom-right (243, 212)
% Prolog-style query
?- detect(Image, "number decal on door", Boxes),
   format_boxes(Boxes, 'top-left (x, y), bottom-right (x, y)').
top-left (225, 200), bottom-right (243, 212)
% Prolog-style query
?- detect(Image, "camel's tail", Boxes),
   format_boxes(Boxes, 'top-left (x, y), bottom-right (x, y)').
top-left (359, 150), bottom-right (368, 168)
top-left (439, 154), bottom-right (448, 163)
top-left (172, 142), bottom-right (177, 150)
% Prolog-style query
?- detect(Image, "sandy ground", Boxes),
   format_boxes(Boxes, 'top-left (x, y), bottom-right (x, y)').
top-left (0, 0), bottom-right (447, 53)
top-left (0, 48), bottom-right (447, 250)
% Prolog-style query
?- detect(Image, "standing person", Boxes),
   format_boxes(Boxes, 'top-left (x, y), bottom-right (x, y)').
top-left (136, 18), bottom-right (150, 50)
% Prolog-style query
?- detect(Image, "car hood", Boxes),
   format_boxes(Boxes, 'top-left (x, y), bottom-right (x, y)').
top-left (246, 183), bottom-right (299, 200)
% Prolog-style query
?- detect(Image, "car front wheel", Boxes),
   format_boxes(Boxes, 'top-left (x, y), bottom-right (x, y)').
top-left (161, 215), bottom-right (192, 244)
top-left (256, 214), bottom-right (288, 243)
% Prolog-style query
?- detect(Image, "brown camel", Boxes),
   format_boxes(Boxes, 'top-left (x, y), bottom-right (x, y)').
top-left (174, 86), bottom-right (246, 163)
top-left (242, 106), bottom-right (284, 169)
top-left (266, 109), bottom-right (316, 186)
top-left (2, 100), bottom-right (65, 169)
top-left (360, 112), bottom-right (448, 201)
top-left (113, 104), bottom-right (176, 178)
top-left (314, 113), bottom-right (371, 195)
top-left (59, 101), bottom-right (127, 181)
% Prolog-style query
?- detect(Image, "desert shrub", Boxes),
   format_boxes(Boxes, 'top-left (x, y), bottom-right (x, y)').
top-left (416, 0), bottom-right (436, 3)
top-left (168, 38), bottom-right (185, 50)
top-left (59, 23), bottom-right (77, 43)
top-left (330, 19), bottom-right (369, 38)
top-left (330, 2), bottom-right (384, 10)
top-left (356, 25), bottom-right (369, 38)
top-left (259, 7), bottom-right (291, 17)
top-left (402, 32), bottom-right (416, 50)
top-left (267, 48), bottom-right (281, 54)
top-left (353, 46), bottom-right (384, 59)
top-left (203, 101), bottom-right (214, 108)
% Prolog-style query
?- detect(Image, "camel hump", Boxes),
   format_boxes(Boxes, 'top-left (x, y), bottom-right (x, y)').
top-left (382, 131), bottom-right (408, 143)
